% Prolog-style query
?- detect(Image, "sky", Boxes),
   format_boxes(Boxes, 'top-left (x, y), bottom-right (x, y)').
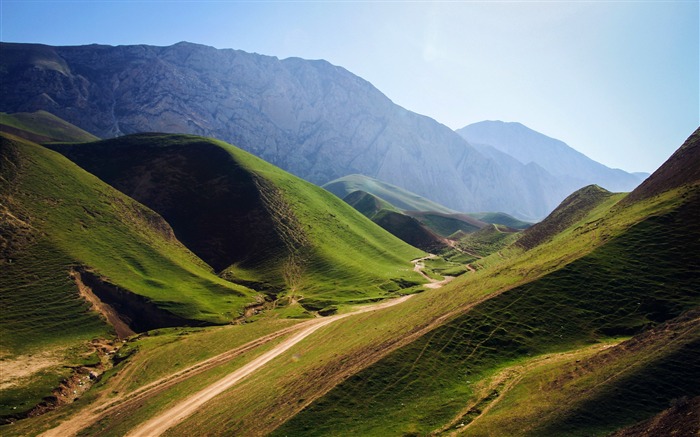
top-left (1, 1), bottom-right (698, 173)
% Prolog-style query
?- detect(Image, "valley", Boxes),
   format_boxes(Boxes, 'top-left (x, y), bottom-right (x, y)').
top-left (0, 42), bottom-right (698, 437)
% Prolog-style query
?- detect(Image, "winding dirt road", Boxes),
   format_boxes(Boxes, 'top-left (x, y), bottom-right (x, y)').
top-left (125, 295), bottom-right (412, 437)
top-left (412, 255), bottom-right (455, 289)
top-left (40, 259), bottom-right (443, 437)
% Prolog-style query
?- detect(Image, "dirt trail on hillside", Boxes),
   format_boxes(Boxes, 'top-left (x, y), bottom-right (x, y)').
top-left (39, 294), bottom-right (416, 437)
top-left (413, 255), bottom-right (455, 289)
top-left (124, 294), bottom-right (413, 437)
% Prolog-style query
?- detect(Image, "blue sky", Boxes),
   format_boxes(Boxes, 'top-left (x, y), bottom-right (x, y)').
top-left (1, 1), bottom-right (698, 173)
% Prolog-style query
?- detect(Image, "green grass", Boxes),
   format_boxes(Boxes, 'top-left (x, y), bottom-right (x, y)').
top-left (467, 212), bottom-right (532, 230)
top-left (0, 133), bottom-right (265, 420)
top-left (51, 134), bottom-right (425, 308)
top-left (323, 174), bottom-right (456, 213)
top-left (423, 257), bottom-right (468, 277)
top-left (0, 111), bottom-right (99, 143)
top-left (18, 184), bottom-right (693, 437)
top-left (342, 190), bottom-right (400, 219)
top-left (457, 224), bottom-right (521, 257)
top-left (465, 311), bottom-right (699, 436)
top-left (408, 212), bottom-right (482, 237)
top-left (273, 186), bottom-right (700, 436)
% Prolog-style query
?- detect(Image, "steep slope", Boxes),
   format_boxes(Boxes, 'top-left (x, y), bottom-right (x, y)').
top-left (0, 133), bottom-right (258, 351)
top-left (0, 132), bottom-right (262, 421)
top-left (324, 174), bottom-right (456, 214)
top-left (622, 127), bottom-right (700, 204)
top-left (271, 128), bottom-right (700, 436)
top-left (404, 211), bottom-right (486, 237)
top-left (342, 191), bottom-right (473, 251)
top-left (516, 184), bottom-right (615, 250)
top-left (50, 133), bottom-right (425, 308)
top-left (0, 111), bottom-right (99, 143)
top-left (457, 120), bottom-right (647, 192)
top-left (3, 41), bottom-right (575, 220)
top-left (342, 190), bottom-right (400, 218)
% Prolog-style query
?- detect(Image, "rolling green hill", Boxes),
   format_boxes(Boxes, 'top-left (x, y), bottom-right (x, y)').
top-left (343, 191), bottom-right (447, 252)
top-left (466, 211), bottom-right (532, 229)
top-left (405, 211), bottom-right (486, 237)
top-left (273, 131), bottom-right (700, 436)
top-left (0, 111), bottom-right (99, 143)
top-left (326, 174), bottom-right (528, 234)
top-left (516, 184), bottom-right (614, 250)
top-left (342, 190), bottom-right (400, 218)
top-left (0, 132), bottom-right (260, 419)
top-left (50, 134), bottom-right (425, 310)
top-left (0, 133), bottom-right (260, 350)
top-left (323, 174), bottom-right (457, 213)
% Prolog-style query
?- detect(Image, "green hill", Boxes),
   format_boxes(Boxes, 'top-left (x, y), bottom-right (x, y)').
top-left (343, 191), bottom-right (446, 252)
top-left (0, 132), bottom-right (260, 419)
top-left (343, 190), bottom-right (400, 219)
top-left (516, 184), bottom-right (615, 250)
top-left (325, 174), bottom-right (527, 236)
top-left (405, 211), bottom-right (486, 237)
top-left (0, 111), bottom-right (99, 143)
top-left (323, 174), bottom-right (457, 213)
top-left (1, 133), bottom-right (259, 350)
top-left (466, 211), bottom-right (532, 229)
top-left (273, 132), bottom-right (700, 435)
top-left (50, 134), bottom-right (425, 310)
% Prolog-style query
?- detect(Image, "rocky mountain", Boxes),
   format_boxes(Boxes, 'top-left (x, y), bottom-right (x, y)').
top-left (0, 42), bottom-right (638, 220)
top-left (457, 120), bottom-right (648, 197)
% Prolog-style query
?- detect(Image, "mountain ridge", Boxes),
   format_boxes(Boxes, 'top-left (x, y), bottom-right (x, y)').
top-left (0, 41), bottom-right (635, 221)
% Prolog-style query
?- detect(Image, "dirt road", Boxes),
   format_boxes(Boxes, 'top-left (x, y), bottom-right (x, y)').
top-left (412, 255), bottom-right (455, 289)
top-left (124, 295), bottom-right (413, 437)
top-left (41, 259), bottom-right (443, 437)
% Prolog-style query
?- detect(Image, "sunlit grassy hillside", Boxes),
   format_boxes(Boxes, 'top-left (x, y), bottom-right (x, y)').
top-left (51, 134), bottom-right (425, 311)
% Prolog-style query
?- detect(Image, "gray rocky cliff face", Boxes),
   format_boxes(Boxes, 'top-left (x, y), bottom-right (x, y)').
top-left (2, 42), bottom-right (567, 220)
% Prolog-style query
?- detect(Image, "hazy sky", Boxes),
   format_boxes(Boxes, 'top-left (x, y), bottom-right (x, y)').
top-left (1, 1), bottom-right (698, 173)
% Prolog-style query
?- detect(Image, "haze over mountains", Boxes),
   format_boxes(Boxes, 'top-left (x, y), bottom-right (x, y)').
top-left (1, 41), bottom-right (646, 220)
top-left (1, 46), bottom-right (698, 435)
top-left (458, 120), bottom-right (648, 203)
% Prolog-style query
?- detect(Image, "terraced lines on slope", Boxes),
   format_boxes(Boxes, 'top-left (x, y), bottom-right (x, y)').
top-left (273, 187), bottom-right (700, 436)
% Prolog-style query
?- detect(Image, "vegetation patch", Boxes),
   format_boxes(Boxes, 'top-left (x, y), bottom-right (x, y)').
top-left (273, 189), bottom-right (700, 436)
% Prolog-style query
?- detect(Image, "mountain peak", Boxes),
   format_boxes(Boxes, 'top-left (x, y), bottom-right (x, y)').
top-left (457, 120), bottom-right (644, 195)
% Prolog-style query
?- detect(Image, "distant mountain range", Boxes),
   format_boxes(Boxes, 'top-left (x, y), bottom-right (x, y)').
top-left (1, 42), bottom-right (646, 220)
top-left (457, 120), bottom-right (648, 203)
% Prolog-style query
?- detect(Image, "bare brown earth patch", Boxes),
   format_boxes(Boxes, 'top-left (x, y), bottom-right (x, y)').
top-left (71, 268), bottom-right (136, 339)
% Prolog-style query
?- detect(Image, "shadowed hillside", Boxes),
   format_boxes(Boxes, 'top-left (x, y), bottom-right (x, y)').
top-left (50, 133), bottom-right (425, 307)
top-left (1, 41), bottom-right (613, 220)
top-left (622, 127), bottom-right (700, 204)
top-left (272, 129), bottom-right (700, 436)
top-left (516, 184), bottom-right (615, 250)
top-left (0, 111), bottom-right (99, 143)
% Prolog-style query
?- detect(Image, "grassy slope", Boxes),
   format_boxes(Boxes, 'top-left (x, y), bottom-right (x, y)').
top-left (0, 133), bottom-right (260, 420)
top-left (0, 111), bottom-right (99, 143)
top-left (151, 183), bottom-right (691, 436)
top-left (0, 133), bottom-right (257, 352)
top-left (467, 211), bottom-right (532, 229)
top-left (51, 134), bottom-right (425, 309)
top-left (457, 224), bottom-right (521, 258)
top-left (18, 184), bottom-right (691, 437)
top-left (342, 190), bottom-right (400, 219)
top-left (464, 310), bottom-right (699, 436)
top-left (405, 211), bottom-right (485, 237)
top-left (516, 184), bottom-right (614, 250)
top-left (323, 174), bottom-right (457, 213)
top-left (343, 190), bottom-right (447, 252)
top-left (273, 184), bottom-right (700, 436)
